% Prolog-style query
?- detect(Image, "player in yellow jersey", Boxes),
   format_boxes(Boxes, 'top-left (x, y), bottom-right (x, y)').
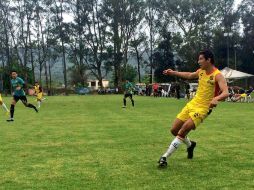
top-left (0, 93), bottom-right (9, 115)
top-left (34, 82), bottom-right (43, 109)
top-left (158, 49), bottom-right (229, 167)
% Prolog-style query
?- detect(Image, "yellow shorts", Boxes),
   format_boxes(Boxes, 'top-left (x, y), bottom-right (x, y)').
top-left (240, 93), bottom-right (247, 98)
top-left (37, 93), bottom-right (43, 100)
top-left (0, 94), bottom-right (2, 102)
top-left (176, 103), bottom-right (209, 127)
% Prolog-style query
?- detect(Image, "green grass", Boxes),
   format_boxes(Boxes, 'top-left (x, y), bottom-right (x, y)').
top-left (0, 95), bottom-right (253, 190)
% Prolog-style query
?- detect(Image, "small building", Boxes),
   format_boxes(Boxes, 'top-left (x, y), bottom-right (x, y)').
top-left (87, 79), bottom-right (109, 90)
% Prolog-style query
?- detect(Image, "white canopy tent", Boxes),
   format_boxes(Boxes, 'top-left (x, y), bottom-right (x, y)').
top-left (220, 67), bottom-right (254, 80)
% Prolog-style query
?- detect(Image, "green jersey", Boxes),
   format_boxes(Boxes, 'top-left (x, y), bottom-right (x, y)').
top-left (124, 82), bottom-right (133, 94)
top-left (11, 77), bottom-right (26, 96)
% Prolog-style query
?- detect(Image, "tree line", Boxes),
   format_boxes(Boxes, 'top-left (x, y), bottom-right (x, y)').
top-left (0, 0), bottom-right (253, 94)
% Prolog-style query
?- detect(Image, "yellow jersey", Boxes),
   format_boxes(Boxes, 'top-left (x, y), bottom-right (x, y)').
top-left (189, 68), bottom-right (221, 108)
top-left (34, 85), bottom-right (42, 94)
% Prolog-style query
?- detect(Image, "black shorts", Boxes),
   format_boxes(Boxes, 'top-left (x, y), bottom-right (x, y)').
top-left (13, 95), bottom-right (27, 103)
top-left (124, 93), bottom-right (133, 99)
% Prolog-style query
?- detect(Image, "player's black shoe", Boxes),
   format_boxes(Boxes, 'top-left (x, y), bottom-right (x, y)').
top-left (158, 156), bottom-right (167, 168)
top-left (6, 118), bottom-right (14, 122)
top-left (187, 141), bottom-right (196, 159)
top-left (35, 107), bottom-right (39, 113)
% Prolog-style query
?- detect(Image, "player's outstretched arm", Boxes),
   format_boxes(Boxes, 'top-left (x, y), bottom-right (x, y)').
top-left (163, 69), bottom-right (199, 80)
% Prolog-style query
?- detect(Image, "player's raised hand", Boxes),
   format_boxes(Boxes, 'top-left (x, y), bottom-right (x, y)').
top-left (163, 69), bottom-right (175, 76)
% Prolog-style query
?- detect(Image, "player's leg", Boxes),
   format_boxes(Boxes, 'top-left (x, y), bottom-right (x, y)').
top-left (0, 95), bottom-right (9, 113)
top-left (178, 118), bottom-right (197, 159)
top-left (37, 93), bottom-right (43, 108)
top-left (240, 93), bottom-right (247, 102)
top-left (158, 118), bottom-right (184, 167)
top-left (182, 107), bottom-right (211, 159)
top-left (170, 118), bottom-right (184, 136)
top-left (7, 97), bottom-right (17, 122)
top-left (170, 118), bottom-right (192, 148)
top-left (122, 94), bottom-right (127, 108)
top-left (21, 96), bottom-right (38, 112)
top-left (163, 119), bottom-right (194, 158)
top-left (158, 104), bottom-right (196, 167)
top-left (37, 99), bottom-right (41, 108)
top-left (129, 94), bottom-right (134, 107)
top-left (1, 102), bottom-right (9, 113)
top-left (187, 92), bottom-right (190, 100)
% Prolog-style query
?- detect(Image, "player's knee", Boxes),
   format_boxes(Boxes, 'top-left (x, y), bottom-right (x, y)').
top-left (177, 133), bottom-right (185, 139)
top-left (10, 104), bottom-right (15, 110)
top-left (177, 124), bottom-right (194, 138)
top-left (170, 128), bottom-right (178, 136)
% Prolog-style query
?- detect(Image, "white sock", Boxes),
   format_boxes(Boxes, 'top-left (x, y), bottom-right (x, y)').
top-left (2, 103), bottom-right (9, 112)
top-left (162, 137), bottom-right (183, 158)
top-left (37, 101), bottom-right (41, 108)
top-left (183, 136), bottom-right (191, 148)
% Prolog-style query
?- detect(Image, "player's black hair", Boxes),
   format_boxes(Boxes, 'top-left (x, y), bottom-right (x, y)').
top-left (199, 49), bottom-right (215, 64)
top-left (11, 70), bottom-right (17, 73)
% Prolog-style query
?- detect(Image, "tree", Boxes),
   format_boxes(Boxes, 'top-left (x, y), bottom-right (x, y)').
top-left (238, 0), bottom-right (254, 74)
top-left (145, 0), bottom-right (160, 83)
top-left (47, 0), bottom-right (69, 94)
top-left (129, 33), bottom-right (147, 83)
top-left (69, 64), bottom-right (88, 86)
top-left (104, 0), bottom-right (122, 88)
top-left (160, 0), bottom-right (235, 71)
top-left (70, 0), bottom-right (112, 88)
top-left (122, 64), bottom-right (137, 82)
top-left (67, 0), bottom-right (88, 87)
top-left (25, 0), bottom-right (37, 82)
top-left (0, 0), bottom-right (23, 71)
top-left (153, 30), bottom-right (174, 82)
top-left (104, 0), bottom-right (145, 88)
top-left (212, 0), bottom-right (240, 69)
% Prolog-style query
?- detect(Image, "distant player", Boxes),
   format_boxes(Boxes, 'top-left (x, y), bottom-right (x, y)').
top-left (232, 86), bottom-right (253, 102)
top-left (122, 80), bottom-right (135, 108)
top-left (0, 93), bottom-right (9, 115)
top-left (34, 81), bottom-right (43, 108)
top-left (185, 82), bottom-right (190, 100)
top-left (158, 50), bottom-right (229, 167)
top-left (7, 71), bottom-right (38, 122)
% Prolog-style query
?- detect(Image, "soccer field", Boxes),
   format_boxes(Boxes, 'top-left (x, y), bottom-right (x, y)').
top-left (0, 95), bottom-right (253, 190)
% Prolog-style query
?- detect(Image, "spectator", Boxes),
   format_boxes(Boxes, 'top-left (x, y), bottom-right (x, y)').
top-left (185, 83), bottom-right (190, 100)
top-left (153, 83), bottom-right (159, 97)
top-left (175, 82), bottom-right (180, 99)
